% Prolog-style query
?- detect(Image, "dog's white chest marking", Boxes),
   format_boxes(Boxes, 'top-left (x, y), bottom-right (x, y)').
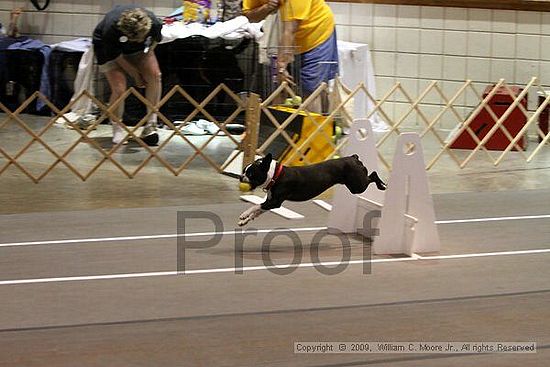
top-left (238, 162), bottom-right (277, 226)
top-left (260, 161), bottom-right (277, 190)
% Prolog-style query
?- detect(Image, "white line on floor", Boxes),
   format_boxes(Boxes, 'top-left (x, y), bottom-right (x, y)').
top-left (418, 248), bottom-right (550, 260)
top-left (0, 227), bottom-right (327, 248)
top-left (1, 213), bottom-right (550, 248)
top-left (0, 248), bottom-right (549, 286)
top-left (435, 214), bottom-right (550, 224)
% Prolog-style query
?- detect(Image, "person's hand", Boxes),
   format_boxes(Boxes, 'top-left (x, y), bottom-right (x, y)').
top-left (10, 8), bottom-right (23, 20)
top-left (265, 0), bottom-right (280, 13)
top-left (277, 67), bottom-right (295, 87)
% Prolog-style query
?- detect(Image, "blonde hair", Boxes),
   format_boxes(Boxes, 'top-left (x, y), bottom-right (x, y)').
top-left (117, 8), bottom-right (152, 41)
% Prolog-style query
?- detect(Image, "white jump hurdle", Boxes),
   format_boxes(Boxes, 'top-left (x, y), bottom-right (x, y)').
top-left (328, 120), bottom-right (440, 256)
top-left (354, 196), bottom-right (419, 256)
top-left (328, 118), bottom-right (384, 233)
top-left (373, 133), bottom-right (440, 256)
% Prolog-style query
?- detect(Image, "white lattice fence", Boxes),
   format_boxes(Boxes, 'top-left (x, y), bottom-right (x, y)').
top-left (1, 77), bottom-right (549, 183)
top-left (0, 84), bottom-right (248, 182)
top-left (330, 76), bottom-right (550, 171)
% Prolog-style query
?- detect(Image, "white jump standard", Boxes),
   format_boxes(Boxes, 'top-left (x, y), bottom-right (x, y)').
top-left (329, 130), bottom-right (441, 256)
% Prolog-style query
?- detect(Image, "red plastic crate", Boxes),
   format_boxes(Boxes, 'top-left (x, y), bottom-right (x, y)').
top-left (538, 93), bottom-right (549, 143)
top-left (451, 85), bottom-right (527, 151)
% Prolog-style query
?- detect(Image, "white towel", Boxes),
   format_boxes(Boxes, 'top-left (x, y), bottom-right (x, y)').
top-left (70, 46), bottom-right (95, 115)
top-left (160, 16), bottom-right (261, 43)
top-left (256, 13), bottom-right (281, 65)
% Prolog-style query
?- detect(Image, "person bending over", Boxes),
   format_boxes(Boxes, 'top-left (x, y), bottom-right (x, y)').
top-left (93, 5), bottom-right (163, 145)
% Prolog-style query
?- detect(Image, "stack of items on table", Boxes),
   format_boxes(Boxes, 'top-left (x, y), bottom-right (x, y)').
top-left (165, 0), bottom-right (243, 25)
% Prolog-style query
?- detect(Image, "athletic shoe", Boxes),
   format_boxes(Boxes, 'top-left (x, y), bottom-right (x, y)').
top-left (57, 112), bottom-right (97, 130)
top-left (140, 124), bottom-right (159, 146)
top-left (225, 124), bottom-right (246, 135)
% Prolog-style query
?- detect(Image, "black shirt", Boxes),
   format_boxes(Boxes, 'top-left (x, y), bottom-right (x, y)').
top-left (93, 5), bottom-right (163, 65)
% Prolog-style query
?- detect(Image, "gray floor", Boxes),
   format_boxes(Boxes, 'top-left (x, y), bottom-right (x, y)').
top-left (1, 114), bottom-right (550, 366)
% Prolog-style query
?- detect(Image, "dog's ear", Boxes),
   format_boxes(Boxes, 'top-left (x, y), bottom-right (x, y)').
top-left (262, 153), bottom-right (273, 168)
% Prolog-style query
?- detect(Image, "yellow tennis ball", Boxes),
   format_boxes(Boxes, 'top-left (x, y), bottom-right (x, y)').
top-left (239, 182), bottom-right (251, 192)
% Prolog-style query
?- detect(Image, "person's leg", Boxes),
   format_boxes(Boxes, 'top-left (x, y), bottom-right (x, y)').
top-left (300, 31), bottom-right (339, 114)
top-left (132, 51), bottom-right (161, 145)
top-left (104, 64), bottom-right (128, 144)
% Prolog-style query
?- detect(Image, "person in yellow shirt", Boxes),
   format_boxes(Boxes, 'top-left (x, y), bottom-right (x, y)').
top-left (243, 0), bottom-right (338, 99)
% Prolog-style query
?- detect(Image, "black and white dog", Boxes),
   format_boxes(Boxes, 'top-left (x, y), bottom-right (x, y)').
top-left (239, 153), bottom-right (386, 226)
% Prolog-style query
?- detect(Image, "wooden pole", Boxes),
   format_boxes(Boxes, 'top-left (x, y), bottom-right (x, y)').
top-left (243, 93), bottom-right (261, 169)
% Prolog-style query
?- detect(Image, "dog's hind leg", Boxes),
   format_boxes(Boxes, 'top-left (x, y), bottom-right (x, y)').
top-left (343, 163), bottom-right (369, 194)
top-left (368, 171), bottom-right (387, 191)
top-left (345, 181), bottom-right (366, 194)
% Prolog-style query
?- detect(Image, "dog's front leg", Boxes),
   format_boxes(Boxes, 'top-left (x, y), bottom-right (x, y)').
top-left (239, 205), bottom-right (258, 221)
top-left (238, 192), bottom-right (283, 226)
top-left (238, 205), bottom-right (266, 226)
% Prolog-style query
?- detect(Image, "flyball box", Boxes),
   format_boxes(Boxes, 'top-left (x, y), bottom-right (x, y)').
top-left (259, 106), bottom-right (334, 166)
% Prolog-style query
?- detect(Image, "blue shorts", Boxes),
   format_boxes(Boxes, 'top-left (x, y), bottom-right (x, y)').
top-left (299, 30), bottom-right (339, 95)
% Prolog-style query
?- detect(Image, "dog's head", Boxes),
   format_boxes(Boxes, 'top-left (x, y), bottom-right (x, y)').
top-left (240, 153), bottom-right (273, 190)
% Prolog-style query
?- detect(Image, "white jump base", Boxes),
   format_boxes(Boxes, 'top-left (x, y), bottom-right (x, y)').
top-left (328, 120), bottom-right (440, 257)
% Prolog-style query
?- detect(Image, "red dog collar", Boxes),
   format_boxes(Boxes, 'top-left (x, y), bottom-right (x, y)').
top-left (264, 163), bottom-right (284, 191)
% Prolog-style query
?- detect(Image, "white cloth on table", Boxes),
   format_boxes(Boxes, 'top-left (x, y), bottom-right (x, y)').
top-left (51, 38), bottom-right (92, 52)
top-left (160, 16), bottom-right (263, 43)
top-left (337, 40), bottom-right (386, 132)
